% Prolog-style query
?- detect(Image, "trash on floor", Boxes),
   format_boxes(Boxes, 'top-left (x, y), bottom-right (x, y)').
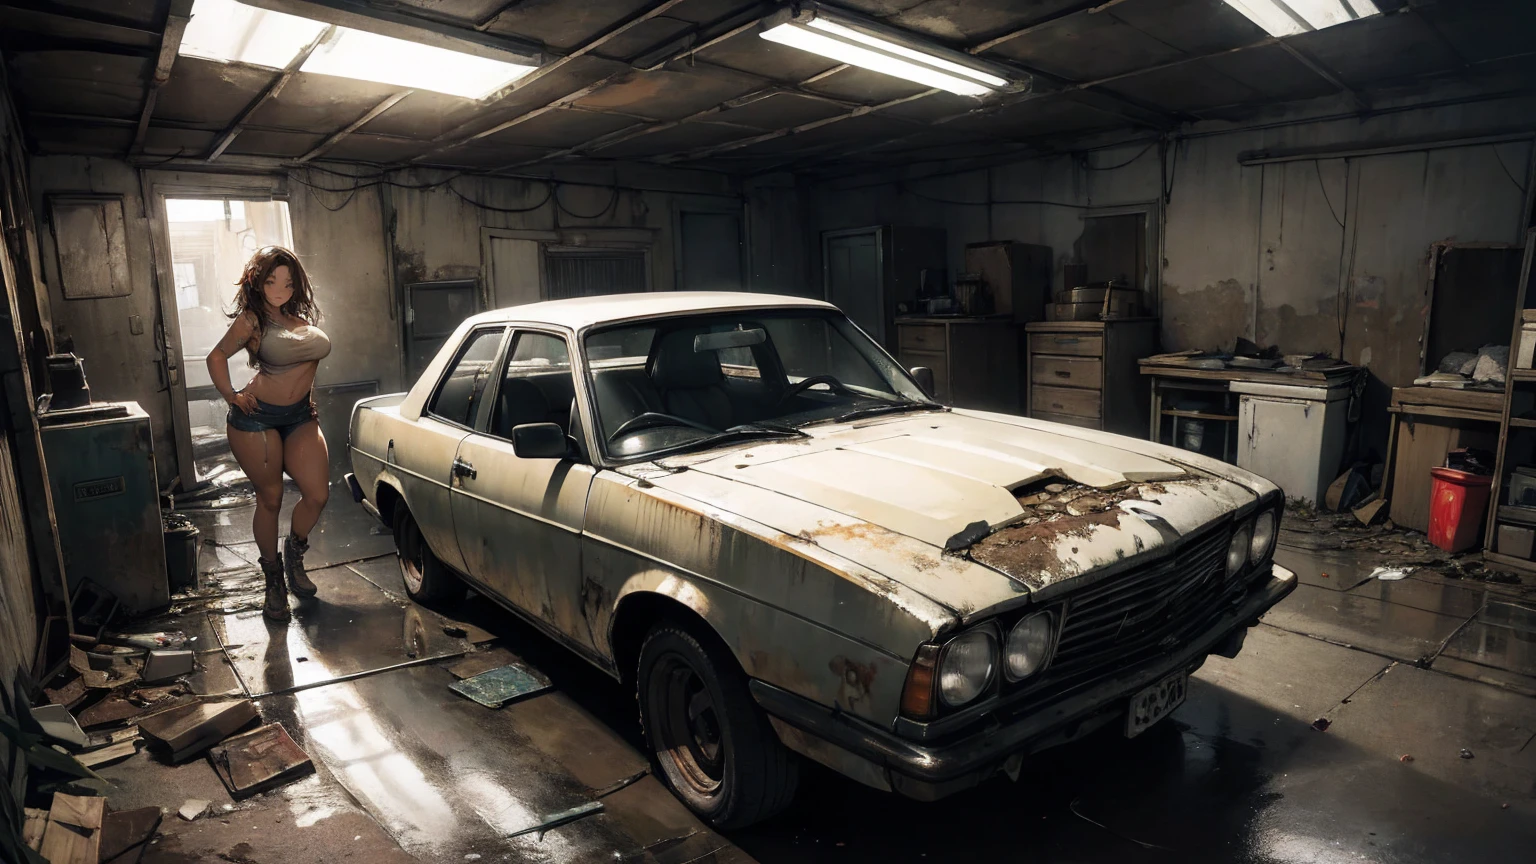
top-left (33, 703), bottom-right (88, 748)
top-left (447, 647), bottom-right (520, 680)
top-left (1372, 567), bottom-right (1413, 581)
top-left (140, 648), bottom-right (196, 683)
top-left (178, 799), bottom-right (211, 821)
top-left (138, 699), bottom-right (259, 761)
top-left (21, 807), bottom-right (47, 851)
top-left (98, 806), bottom-right (163, 863)
top-left (449, 662), bottom-right (552, 708)
top-left (76, 738), bottom-right (141, 769)
top-left (69, 644), bottom-right (141, 690)
top-left (39, 792), bottom-right (106, 863)
top-left (76, 683), bottom-right (193, 728)
top-left (505, 800), bottom-right (604, 839)
top-left (96, 629), bottom-right (194, 651)
top-left (209, 722), bottom-right (314, 798)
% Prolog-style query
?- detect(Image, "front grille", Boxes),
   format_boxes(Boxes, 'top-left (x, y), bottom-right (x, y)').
top-left (1024, 523), bottom-right (1237, 698)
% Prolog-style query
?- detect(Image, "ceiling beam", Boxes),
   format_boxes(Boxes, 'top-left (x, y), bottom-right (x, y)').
top-left (654, 88), bottom-right (940, 164)
top-left (477, 0), bottom-right (691, 101)
top-left (0, 3), bottom-right (159, 48)
top-left (132, 0), bottom-right (192, 154)
top-left (408, 72), bottom-right (629, 164)
top-left (968, 0), bottom-right (1139, 54)
top-left (633, 3), bottom-right (771, 71)
top-left (205, 25), bottom-right (336, 161)
top-left (1273, 41), bottom-right (1368, 111)
top-left (297, 89), bottom-right (413, 162)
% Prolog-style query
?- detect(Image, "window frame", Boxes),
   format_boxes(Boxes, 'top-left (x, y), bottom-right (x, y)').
top-left (478, 326), bottom-right (579, 446)
top-left (425, 325), bottom-right (510, 432)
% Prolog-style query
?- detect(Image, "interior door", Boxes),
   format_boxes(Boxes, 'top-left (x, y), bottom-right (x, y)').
top-left (825, 230), bottom-right (882, 344)
top-left (406, 279), bottom-right (478, 385)
top-left (680, 211), bottom-right (743, 291)
top-left (449, 330), bottom-right (594, 637)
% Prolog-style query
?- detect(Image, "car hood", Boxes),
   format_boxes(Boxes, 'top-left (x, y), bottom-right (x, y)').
top-left (640, 409), bottom-right (1273, 617)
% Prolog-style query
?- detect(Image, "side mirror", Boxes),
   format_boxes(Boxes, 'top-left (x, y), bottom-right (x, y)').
top-left (512, 422), bottom-right (570, 459)
top-left (910, 366), bottom-right (935, 398)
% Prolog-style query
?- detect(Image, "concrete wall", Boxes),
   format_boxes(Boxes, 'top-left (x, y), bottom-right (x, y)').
top-left (807, 87), bottom-right (1536, 455)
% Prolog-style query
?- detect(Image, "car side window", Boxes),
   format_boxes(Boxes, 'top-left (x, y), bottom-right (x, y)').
top-left (429, 328), bottom-right (505, 427)
top-left (488, 331), bottom-right (575, 440)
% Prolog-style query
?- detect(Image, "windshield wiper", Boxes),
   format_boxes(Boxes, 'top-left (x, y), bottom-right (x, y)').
top-left (832, 401), bottom-right (944, 423)
top-left (727, 421), bottom-right (807, 436)
top-left (656, 424), bottom-right (808, 458)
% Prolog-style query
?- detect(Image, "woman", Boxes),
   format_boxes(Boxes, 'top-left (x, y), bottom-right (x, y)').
top-left (207, 246), bottom-right (331, 622)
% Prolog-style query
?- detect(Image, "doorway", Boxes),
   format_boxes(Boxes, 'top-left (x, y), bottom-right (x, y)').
top-left (162, 197), bottom-right (295, 482)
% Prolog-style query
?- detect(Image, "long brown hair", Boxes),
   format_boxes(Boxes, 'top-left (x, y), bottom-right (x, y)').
top-left (230, 245), bottom-right (320, 365)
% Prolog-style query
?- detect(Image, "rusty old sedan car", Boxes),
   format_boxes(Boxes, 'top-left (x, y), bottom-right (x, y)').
top-left (345, 292), bottom-right (1296, 827)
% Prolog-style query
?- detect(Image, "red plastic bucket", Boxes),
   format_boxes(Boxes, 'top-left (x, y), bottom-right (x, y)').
top-left (1428, 467), bottom-right (1493, 553)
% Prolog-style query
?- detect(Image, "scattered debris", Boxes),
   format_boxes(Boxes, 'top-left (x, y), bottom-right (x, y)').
top-left (209, 723), bottom-right (314, 798)
top-left (33, 703), bottom-right (88, 748)
top-left (22, 807), bottom-right (47, 851)
top-left (506, 800), bottom-right (604, 839)
top-left (441, 625), bottom-right (467, 638)
top-left (98, 630), bottom-right (194, 651)
top-left (1460, 748), bottom-right (1475, 759)
top-left (40, 793), bottom-right (106, 863)
top-left (594, 767), bottom-right (650, 798)
top-left (139, 699), bottom-right (259, 761)
top-left (1399, 754), bottom-right (1414, 762)
top-left (1352, 497), bottom-right (1388, 526)
top-left (1372, 567), bottom-right (1412, 582)
top-left (77, 740), bottom-right (141, 769)
top-left (44, 676), bottom-right (89, 710)
top-left (1311, 717), bottom-right (1331, 732)
top-left (141, 649), bottom-right (196, 683)
top-left (98, 806), bottom-right (163, 863)
top-left (450, 663), bottom-right (551, 708)
top-left (447, 648), bottom-right (519, 680)
top-left (178, 799), bottom-right (211, 821)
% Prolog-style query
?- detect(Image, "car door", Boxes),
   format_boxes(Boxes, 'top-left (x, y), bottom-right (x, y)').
top-left (401, 325), bottom-right (509, 575)
top-left (449, 329), bottom-right (595, 640)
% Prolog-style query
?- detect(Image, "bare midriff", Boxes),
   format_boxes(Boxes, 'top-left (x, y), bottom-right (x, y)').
top-left (242, 360), bottom-right (320, 406)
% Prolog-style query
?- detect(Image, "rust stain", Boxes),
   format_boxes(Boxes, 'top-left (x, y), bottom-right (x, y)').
top-left (969, 509), bottom-right (1125, 589)
top-left (828, 655), bottom-right (877, 711)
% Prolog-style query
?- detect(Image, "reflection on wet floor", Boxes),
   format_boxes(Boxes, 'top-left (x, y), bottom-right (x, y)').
top-left (1444, 601), bottom-right (1536, 680)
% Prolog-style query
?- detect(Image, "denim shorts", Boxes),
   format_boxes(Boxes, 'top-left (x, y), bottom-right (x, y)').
top-left (227, 396), bottom-right (314, 440)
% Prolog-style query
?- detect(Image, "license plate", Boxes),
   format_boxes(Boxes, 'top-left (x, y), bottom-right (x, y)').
top-left (1125, 671), bottom-right (1187, 738)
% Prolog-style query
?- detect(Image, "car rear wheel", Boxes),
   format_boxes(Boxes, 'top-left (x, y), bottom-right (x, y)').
top-left (637, 623), bottom-right (798, 828)
top-left (392, 506), bottom-right (460, 603)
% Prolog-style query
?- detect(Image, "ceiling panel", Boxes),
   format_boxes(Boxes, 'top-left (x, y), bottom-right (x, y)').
top-left (941, 93), bottom-right (1121, 139)
top-left (224, 128), bottom-right (327, 158)
top-left (49, 0), bottom-right (161, 28)
top-left (573, 68), bottom-right (763, 121)
top-left (839, 0), bottom-right (1090, 43)
top-left (142, 126), bottom-right (218, 157)
top-left (7, 51), bottom-right (148, 118)
top-left (247, 73), bottom-right (402, 132)
top-left (478, 108), bottom-right (638, 148)
top-left (666, 0), bottom-right (764, 25)
top-left (587, 16), bottom-right (696, 61)
top-left (1291, 11), bottom-right (1463, 88)
top-left (319, 133), bottom-right (433, 164)
top-left (1200, 42), bottom-right (1339, 103)
top-left (1107, 0), bottom-right (1266, 56)
top-left (880, 90), bottom-right (986, 123)
top-left (710, 92), bottom-right (849, 130)
top-left (711, 112), bottom-right (914, 159)
top-left (1415, 0), bottom-right (1533, 65)
top-left (425, 141), bottom-right (557, 169)
top-left (692, 27), bottom-right (842, 83)
top-left (155, 57), bottom-right (274, 126)
top-left (802, 66), bottom-right (932, 103)
top-left (591, 121), bottom-right (759, 158)
top-left (986, 9), bottom-right (1188, 82)
top-left (392, 0), bottom-right (510, 26)
top-left (483, 0), bottom-right (658, 52)
top-left (1099, 59), bottom-right (1262, 113)
top-left (25, 118), bottom-right (134, 154)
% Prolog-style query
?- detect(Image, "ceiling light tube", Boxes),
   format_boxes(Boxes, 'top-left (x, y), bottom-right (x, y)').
top-left (759, 3), bottom-right (1021, 99)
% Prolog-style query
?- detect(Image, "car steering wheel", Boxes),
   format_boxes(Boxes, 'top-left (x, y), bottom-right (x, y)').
top-left (608, 411), bottom-right (718, 443)
top-left (774, 374), bottom-right (857, 408)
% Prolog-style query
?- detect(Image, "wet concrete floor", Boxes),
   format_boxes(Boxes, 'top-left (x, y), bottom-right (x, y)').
top-left (101, 480), bottom-right (1536, 864)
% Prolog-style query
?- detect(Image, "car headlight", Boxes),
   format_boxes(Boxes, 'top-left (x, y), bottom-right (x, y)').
top-left (1249, 508), bottom-right (1277, 563)
top-left (938, 630), bottom-right (996, 707)
top-left (1226, 523), bottom-right (1252, 577)
top-left (1005, 612), bottom-right (1055, 680)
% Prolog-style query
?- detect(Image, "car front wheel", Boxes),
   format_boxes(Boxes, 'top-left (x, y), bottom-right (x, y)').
top-left (637, 623), bottom-right (799, 828)
top-left (392, 505), bottom-right (460, 603)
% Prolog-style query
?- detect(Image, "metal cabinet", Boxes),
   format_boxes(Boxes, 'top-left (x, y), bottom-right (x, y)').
top-left (1233, 381), bottom-right (1351, 504)
top-left (896, 317), bottom-right (1020, 413)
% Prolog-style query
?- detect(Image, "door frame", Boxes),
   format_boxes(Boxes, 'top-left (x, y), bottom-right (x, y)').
top-left (672, 199), bottom-right (746, 292)
top-left (144, 171), bottom-right (289, 492)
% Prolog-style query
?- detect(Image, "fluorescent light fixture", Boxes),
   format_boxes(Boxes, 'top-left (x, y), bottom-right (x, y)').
top-left (1221, 0), bottom-right (1379, 37)
top-left (759, 4), bottom-right (1018, 98)
top-left (181, 0), bottom-right (327, 69)
top-left (179, 0), bottom-right (537, 99)
top-left (301, 28), bottom-right (535, 99)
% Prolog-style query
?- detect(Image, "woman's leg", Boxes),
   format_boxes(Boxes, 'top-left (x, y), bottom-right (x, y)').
top-left (227, 426), bottom-right (285, 560)
top-left (283, 421), bottom-right (330, 541)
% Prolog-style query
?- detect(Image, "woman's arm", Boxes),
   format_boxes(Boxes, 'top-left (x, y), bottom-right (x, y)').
top-left (208, 313), bottom-right (258, 414)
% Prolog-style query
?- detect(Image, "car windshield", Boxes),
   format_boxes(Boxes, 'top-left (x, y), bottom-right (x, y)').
top-left (584, 309), bottom-right (936, 459)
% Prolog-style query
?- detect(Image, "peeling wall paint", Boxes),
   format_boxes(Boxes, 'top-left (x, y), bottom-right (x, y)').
top-left (804, 88), bottom-right (1536, 454)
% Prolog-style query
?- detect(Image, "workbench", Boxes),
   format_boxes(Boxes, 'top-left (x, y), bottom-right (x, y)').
top-left (1384, 386), bottom-right (1503, 532)
top-left (1140, 360), bottom-right (1361, 503)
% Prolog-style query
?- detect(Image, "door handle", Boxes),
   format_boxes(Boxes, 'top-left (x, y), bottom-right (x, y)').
top-left (452, 458), bottom-right (477, 480)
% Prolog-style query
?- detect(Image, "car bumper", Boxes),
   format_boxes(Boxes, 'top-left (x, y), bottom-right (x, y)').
top-left (344, 472), bottom-right (382, 522)
top-left (749, 563), bottom-right (1297, 801)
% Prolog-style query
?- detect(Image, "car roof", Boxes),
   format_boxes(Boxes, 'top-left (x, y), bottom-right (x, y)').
top-left (460, 291), bottom-right (838, 331)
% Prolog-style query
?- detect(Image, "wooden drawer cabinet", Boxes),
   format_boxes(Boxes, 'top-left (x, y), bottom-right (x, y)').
top-left (895, 317), bottom-right (1020, 413)
top-left (1024, 320), bottom-right (1157, 437)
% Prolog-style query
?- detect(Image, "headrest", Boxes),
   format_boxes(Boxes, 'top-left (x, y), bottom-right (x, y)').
top-left (650, 329), bottom-right (723, 390)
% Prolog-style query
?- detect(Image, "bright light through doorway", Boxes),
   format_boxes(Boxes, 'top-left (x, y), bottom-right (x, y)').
top-left (179, 0), bottom-right (537, 99)
top-left (1221, 0), bottom-right (1379, 37)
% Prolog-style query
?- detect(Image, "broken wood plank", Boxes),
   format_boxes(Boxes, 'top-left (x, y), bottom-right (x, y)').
top-left (22, 807), bottom-right (48, 851)
top-left (77, 739), bottom-right (141, 768)
top-left (99, 806), bottom-right (163, 862)
top-left (40, 793), bottom-right (105, 863)
top-left (208, 723), bottom-right (313, 798)
top-left (139, 699), bottom-right (258, 761)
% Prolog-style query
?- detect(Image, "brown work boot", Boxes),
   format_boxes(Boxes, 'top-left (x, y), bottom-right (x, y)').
top-left (284, 533), bottom-right (317, 598)
top-left (261, 555), bottom-right (289, 622)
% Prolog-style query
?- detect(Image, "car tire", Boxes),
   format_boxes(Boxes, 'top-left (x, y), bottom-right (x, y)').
top-left (637, 622), bottom-right (799, 828)
top-left (392, 506), bottom-right (460, 603)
